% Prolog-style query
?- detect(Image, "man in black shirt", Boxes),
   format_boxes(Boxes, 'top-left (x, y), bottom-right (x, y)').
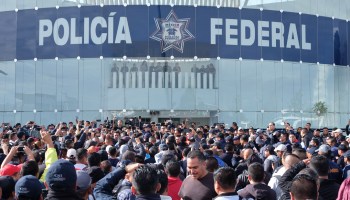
top-left (178, 150), bottom-right (217, 200)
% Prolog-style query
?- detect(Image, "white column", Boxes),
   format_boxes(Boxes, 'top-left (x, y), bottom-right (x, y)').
top-left (138, 72), bottom-right (142, 88)
top-left (203, 74), bottom-right (208, 89)
top-left (196, 73), bottom-right (201, 89)
top-left (152, 72), bottom-right (156, 88)
top-left (165, 72), bottom-right (169, 88)
top-left (184, 72), bottom-right (190, 88)
top-left (112, 72), bottom-right (117, 88)
top-left (179, 72), bottom-right (183, 88)
top-left (119, 73), bottom-right (123, 88)
top-left (158, 72), bottom-right (163, 88)
top-left (145, 72), bottom-right (149, 88)
top-left (125, 72), bottom-right (130, 88)
top-left (172, 72), bottom-right (176, 89)
top-left (191, 72), bottom-right (195, 88)
top-left (209, 73), bottom-right (213, 89)
top-left (132, 72), bottom-right (136, 88)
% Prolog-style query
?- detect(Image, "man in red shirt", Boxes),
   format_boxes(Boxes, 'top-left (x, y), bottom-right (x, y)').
top-left (165, 161), bottom-right (182, 200)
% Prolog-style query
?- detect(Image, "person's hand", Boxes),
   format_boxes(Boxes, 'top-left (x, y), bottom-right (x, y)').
top-left (8, 146), bottom-right (18, 155)
top-left (302, 158), bottom-right (310, 165)
top-left (23, 146), bottom-right (33, 156)
top-left (125, 163), bottom-right (143, 173)
top-left (24, 146), bottom-right (34, 160)
top-left (40, 130), bottom-right (54, 148)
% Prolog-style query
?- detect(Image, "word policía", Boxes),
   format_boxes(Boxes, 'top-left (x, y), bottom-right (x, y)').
top-left (39, 12), bottom-right (132, 46)
top-left (211, 18), bottom-right (311, 50)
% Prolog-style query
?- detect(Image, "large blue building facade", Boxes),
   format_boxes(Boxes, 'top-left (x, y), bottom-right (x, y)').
top-left (0, 0), bottom-right (349, 128)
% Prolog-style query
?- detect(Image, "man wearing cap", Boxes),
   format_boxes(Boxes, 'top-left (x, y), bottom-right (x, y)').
top-left (337, 144), bottom-right (348, 169)
top-left (15, 175), bottom-right (43, 200)
top-left (316, 144), bottom-right (342, 182)
top-left (274, 144), bottom-right (287, 166)
top-left (306, 146), bottom-right (318, 159)
top-left (45, 159), bottom-right (81, 200)
top-left (0, 163), bottom-right (21, 180)
top-left (66, 148), bottom-right (77, 164)
top-left (333, 128), bottom-right (345, 144)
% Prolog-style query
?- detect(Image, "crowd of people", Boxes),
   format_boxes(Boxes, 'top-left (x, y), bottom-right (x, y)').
top-left (1, 118), bottom-right (350, 200)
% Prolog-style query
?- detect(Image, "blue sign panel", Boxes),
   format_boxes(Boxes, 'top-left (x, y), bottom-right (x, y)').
top-left (261, 9), bottom-right (282, 61)
top-left (300, 14), bottom-right (317, 63)
top-left (0, 5), bottom-right (348, 66)
top-left (317, 16), bottom-right (333, 65)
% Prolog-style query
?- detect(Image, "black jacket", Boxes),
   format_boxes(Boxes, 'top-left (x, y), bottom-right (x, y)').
top-left (279, 161), bottom-right (307, 200)
top-left (237, 183), bottom-right (276, 200)
top-left (319, 178), bottom-right (340, 200)
top-left (236, 170), bottom-right (272, 191)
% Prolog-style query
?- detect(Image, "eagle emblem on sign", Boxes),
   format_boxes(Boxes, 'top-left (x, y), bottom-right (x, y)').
top-left (150, 10), bottom-right (194, 53)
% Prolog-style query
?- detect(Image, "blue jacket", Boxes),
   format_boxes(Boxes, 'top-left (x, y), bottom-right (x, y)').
top-left (328, 160), bottom-right (342, 183)
top-left (93, 167), bottom-right (126, 199)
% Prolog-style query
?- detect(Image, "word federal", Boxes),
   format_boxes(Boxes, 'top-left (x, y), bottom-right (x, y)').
top-left (211, 18), bottom-right (312, 50)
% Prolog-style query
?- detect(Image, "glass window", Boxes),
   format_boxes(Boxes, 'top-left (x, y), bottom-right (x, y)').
top-left (240, 60), bottom-right (258, 112)
top-left (15, 61), bottom-right (36, 111)
top-left (17, 0), bottom-right (37, 10)
top-left (0, 61), bottom-right (15, 112)
top-left (41, 60), bottom-right (58, 111)
top-left (260, 61), bottom-right (277, 111)
top-left (37, 0), bottom-right (58, 9)
top-left (81, 58), bottom-right (101, 110)
top-left (0, 1), bottom-right (16, 12)
top-left (219, 59), bottom-right (238, 111)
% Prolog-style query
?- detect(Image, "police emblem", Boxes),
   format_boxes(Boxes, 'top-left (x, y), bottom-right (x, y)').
top-left (150, 10), bottom-right (194, 53)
